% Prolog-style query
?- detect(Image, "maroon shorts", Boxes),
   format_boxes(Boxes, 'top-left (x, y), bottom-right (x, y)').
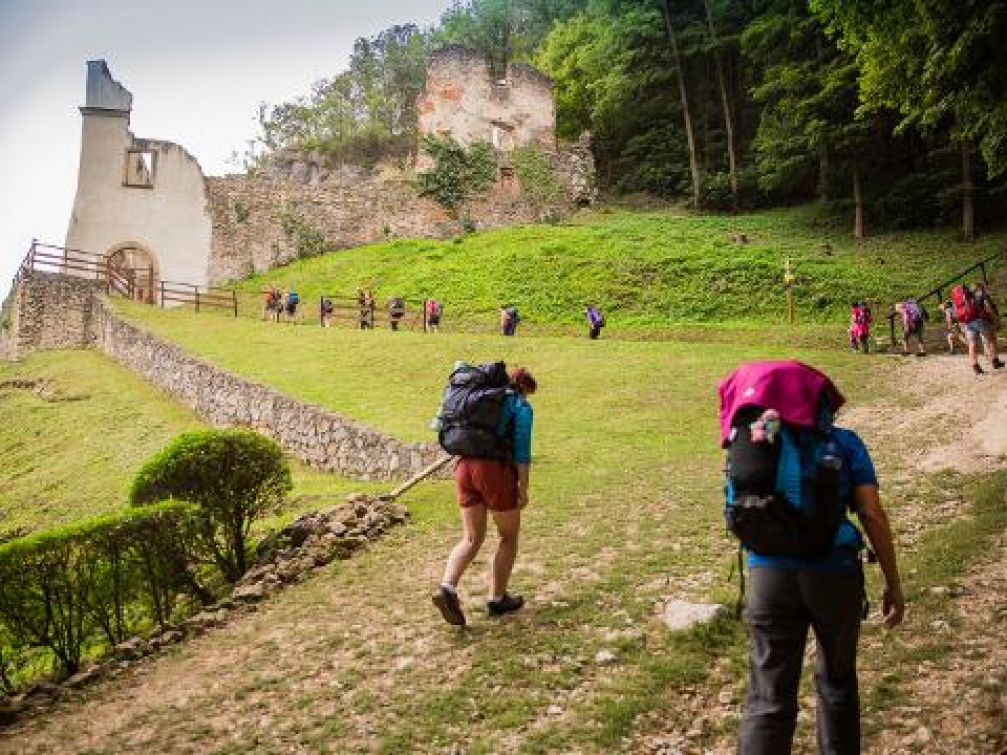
top-left (455, 458), bottom-right (518, 512)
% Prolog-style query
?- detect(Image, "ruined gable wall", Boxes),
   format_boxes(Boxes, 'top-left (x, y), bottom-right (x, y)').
top-left (65, 62), bottom-right (213, 289)
top-left (416, 46), bottom-right (555, 166)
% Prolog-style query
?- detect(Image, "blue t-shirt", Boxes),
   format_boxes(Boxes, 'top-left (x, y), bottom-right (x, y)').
top-left (747, 426), bottom-right (876, 572)
top-left (497, 392), bottom-right (533, 464)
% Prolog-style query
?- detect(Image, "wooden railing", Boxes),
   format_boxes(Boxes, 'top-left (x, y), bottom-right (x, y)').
top-left (160, 281), bottom-right (238, 316)
top-left (14, 241), bottom-right (237, 317)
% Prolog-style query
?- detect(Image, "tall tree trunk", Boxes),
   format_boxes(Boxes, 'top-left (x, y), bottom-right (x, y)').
top-left (703, 0), bottom-right (738, 209)
top-left (852, 163), bottom-right (865, 239)
top-left (661, 0), bottom-right (702, 209)
top-left (961, 137), bottom-right (975, 242)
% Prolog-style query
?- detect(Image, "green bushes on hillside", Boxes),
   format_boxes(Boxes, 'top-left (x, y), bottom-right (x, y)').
top-left (0, 502), bottom-right (197, 686)
top-left (130, 430), bottom-right (292, 582)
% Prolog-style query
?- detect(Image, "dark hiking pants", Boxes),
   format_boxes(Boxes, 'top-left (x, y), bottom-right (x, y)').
top-left (738, 567), bottom-right (863, 755)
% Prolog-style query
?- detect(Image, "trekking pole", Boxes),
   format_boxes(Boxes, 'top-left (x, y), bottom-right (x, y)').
top-left (377, 455), bottom-right (454, 503)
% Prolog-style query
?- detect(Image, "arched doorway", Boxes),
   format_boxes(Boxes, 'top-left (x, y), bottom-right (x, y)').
top-left (105, 242), bottom-right (159, 304)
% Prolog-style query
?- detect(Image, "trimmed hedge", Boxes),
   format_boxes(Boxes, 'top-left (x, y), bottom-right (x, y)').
top-left (0, 502), bottom-right (197, 685)
top-left (130, 430), bottom-right (292, 583)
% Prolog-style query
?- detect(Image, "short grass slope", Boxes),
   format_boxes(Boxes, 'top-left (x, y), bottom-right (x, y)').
top-left (234, 205), bottom-right (1007, 326)
top-left (0, 351), bottom-right (382, 537)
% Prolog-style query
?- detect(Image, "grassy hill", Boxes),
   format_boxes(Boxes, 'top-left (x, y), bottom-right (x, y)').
top-left (0, 351), bottom-right (384, 537)
top-left (234, 205), bottom-right (1007, 327)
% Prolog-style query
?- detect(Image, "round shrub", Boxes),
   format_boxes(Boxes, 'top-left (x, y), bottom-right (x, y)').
top-left (130, 430), bottom-right (292, 583)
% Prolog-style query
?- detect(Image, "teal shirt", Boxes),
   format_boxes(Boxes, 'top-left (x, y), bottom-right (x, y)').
top-left (497, 392), bottom-right (533, 464)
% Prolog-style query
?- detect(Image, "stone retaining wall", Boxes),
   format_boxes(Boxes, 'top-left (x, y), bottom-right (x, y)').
top-left (5, 271), bottom-right (445, 481)
top-left (8, 271), bottom-right (103, 360)
top-left (93, 300), bottom-right (443, 481)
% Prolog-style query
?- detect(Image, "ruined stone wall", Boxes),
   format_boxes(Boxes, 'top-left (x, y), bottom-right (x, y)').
top-left (205, 170), bottom-right (548, 282)
top-left (416, 46), bottom-right (555, 168)
top-left (8, 271), bottom-right (103, 359)
top-left (93, 300), bottom-right (443, 480)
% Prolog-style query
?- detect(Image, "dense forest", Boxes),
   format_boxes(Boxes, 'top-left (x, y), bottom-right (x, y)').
top-left (248, 0), bottom-right (1007, 238)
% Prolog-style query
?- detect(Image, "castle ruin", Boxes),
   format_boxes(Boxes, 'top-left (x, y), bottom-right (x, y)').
top-left (62, 52), bottom-right (596, 291)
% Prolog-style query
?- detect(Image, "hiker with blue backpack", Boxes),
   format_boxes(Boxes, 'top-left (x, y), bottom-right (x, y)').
top-left (432, 363), bottom-right (537, 627)
top-left (720, 361), bottom-right (904, 754)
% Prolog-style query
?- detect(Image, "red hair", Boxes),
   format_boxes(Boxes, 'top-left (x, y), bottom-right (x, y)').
top-left (509, 367), bottom-right (537, 395)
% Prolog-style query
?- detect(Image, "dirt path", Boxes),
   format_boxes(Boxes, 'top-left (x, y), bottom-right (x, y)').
top-left (2, 355), bottom-right (1005, 754)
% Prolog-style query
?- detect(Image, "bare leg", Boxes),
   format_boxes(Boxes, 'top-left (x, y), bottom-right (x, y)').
top-left (489, 508), bottom-right (521, 600)
top-left (968, 331), bottom-right (979, 366)
top-left (442, 505), bottom-right (487, 587)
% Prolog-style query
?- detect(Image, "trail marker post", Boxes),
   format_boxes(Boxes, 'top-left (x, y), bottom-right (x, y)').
top-left (784, 257), bottom-right (795, 324)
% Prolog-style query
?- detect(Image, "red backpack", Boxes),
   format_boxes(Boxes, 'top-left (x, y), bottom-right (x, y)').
top-left (952, 285), bottom-right (978, 323)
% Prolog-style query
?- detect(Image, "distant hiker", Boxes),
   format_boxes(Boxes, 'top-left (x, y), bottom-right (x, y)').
top-left (321, 297), bottom-right (335, 328)
top-left (897, 297), bottom-right (925, 356)
top-left (585, 305), bottom-right (606, 340)
top-left (955, 282), bottom-right (1004, 374)
top-left (262, 285), bottom-right (281, 321)
top-left (389, 296), bottom-right (406, 331)
top-left (719, 360), bottom-right (904, 754)
top-left (357, 288), bottom-right (374, 330)
top-left (500, 305), bottom-right (520, 337)
top-left (939, 299), bottom-right (966, 355)
top-left (432, 364), bottom-right (537, 627)
top-left (848, 301), bottom-right (871, 353)
top-left (426, 299), bottom-right (443, 332)
top-left (283, 287), bottom-right (300, 323)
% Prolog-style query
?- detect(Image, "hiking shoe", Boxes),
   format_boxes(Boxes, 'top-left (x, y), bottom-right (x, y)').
top-left (487, 593), bottom-right (525, 617)
top-left (432, 586), bottom-right (466, 627)
top-left (994, 358), bottom-right (1005, 370)
top-left (973, 363), bottom-right (984, 375)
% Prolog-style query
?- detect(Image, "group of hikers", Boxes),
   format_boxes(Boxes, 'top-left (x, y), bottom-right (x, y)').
top-left (850, 280), bottom-right (1003, 374)
top-left (263, 285), bottom-right (607, 339)
top-left (430, 357), bottom-right (902, 754)
top-left (261, 284), bottom-right (301, 322)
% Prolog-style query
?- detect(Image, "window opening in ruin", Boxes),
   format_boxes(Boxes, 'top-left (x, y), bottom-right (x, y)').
top-left (491, 122), bottom-right (514, 151)
top-left (499, 165), bottom-right (517, 192)
top-left (124, 149), bottom-right (156, 188)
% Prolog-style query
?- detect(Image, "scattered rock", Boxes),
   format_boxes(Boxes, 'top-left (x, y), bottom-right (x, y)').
top-left (233, 582), bottom-right (267, 602)
top-left (595, 649), bottom-right (618, 666)
top-left (661, 600), bottom-right (725, 632)
top-left (64, 665), bottom-right (103, 689)
top-left (113, 637), bottom-right (152, 661)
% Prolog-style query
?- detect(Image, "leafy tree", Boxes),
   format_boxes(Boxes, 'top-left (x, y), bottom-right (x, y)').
top-left (437, 0), bottom-right (588, 77)
top-left (255, 25), bottom-right (430, 167)
top-left (130, 430), bottom-right (292, 583)
top-left (812, 0), bottom-right (1007, 240)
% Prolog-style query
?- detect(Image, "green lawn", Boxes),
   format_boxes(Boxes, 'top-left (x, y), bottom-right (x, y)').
top-left (231, 205), bottom-right (1007, 327)
top-left (0, 351), bottom-right (384, 537)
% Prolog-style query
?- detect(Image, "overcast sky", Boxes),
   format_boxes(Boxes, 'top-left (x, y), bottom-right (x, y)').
top-left (0, 0), bottom-right (455, 289)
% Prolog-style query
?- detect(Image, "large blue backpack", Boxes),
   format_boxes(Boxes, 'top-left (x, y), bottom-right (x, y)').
top-left (724, 403), bottom-right (847, 558)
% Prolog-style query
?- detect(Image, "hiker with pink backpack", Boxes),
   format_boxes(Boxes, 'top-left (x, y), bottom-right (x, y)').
top-left (720, 360), bottom-right (904, 753)
top-left (896, 297), bottom-right (926, 356)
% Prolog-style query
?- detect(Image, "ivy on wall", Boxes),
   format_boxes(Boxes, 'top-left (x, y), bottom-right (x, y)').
top-left (417, 135), bottom-right (498, 222)
top-left (511, 144), bottom-right (562, 214)
top-left (279, 206), bottom-right (328, 258)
